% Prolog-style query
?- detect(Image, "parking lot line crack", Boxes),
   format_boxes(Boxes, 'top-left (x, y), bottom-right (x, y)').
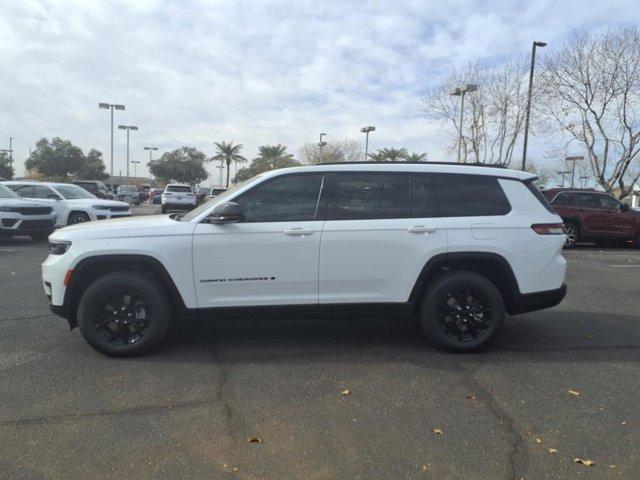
top-left (0, 313), bottom-right (56, 323)
top-left (457, 360), bottom-right (527, 480)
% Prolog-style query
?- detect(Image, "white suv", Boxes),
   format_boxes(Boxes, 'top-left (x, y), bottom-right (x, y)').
top-left (161, 184), bottom-right (196, 213)
top-left (0, 183), bottom-right (57, 241)
top-left (42, 163), bottom-right (567, 356)
top-left (5, 181), bottom-right (131, 226)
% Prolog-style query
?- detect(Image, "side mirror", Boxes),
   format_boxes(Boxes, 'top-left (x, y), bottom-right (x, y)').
top-left (206, 202), bottom-right (244, 224)
top-left (620, 202), bottom-right (630, 212)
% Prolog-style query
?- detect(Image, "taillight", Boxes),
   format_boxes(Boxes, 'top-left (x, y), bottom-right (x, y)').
top-left (531, 223), bottom-right (565, 235)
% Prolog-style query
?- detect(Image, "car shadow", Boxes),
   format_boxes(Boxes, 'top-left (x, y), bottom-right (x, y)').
top-left (146, 309), bottom-right (639, 365)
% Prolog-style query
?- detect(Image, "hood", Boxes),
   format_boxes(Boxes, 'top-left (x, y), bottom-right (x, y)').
top-left (64, 198), bottom-right (130, 208)
top-left (50, 214), bottom-right (196, 241)
top-left (0, 198), bottom-right (52, 208)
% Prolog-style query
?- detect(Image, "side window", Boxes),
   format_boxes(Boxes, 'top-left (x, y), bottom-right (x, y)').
top-left (433, 174), bottom-right (511, 217)
top-left (551, 193), bottom-right (570, 206)
top-left (597, 195), bottom-right (620, 210)
top-left (8, 184), bottom-right (33, 198)
top-left (576, 194), bottom-right (599, 208)
top-left (33, 185), bottom-right (56, 199)
top-left (411, 174), bottom-right (437, 217)
top-left (328, 173), bottom-right (411, 220)
top-left (234, 174), bottom-right (323, 222)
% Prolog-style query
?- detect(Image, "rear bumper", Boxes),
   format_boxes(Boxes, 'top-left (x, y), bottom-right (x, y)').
top-left (508, 283), bottom-right (567, 315)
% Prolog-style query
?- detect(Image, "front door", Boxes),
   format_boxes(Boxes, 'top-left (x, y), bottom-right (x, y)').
top-left (319, 172), bottom-right (447, 304)
top-left (193, 173), bottom-right (326, 308)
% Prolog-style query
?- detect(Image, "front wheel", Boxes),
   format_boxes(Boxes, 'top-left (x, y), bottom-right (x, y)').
top-left (77, 271), bottom-right (172, 357)
top-left (68, 212), bottom-right (90, 225)
top-left (563, 223), bottom-right (578, 248)
top-left (419, 271), bottom-right (505, 352)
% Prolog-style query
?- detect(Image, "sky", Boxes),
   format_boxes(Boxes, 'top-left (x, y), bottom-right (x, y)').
top-left (1, 0), bottom-right (639, 181)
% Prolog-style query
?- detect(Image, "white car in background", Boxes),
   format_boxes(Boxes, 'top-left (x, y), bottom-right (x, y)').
top-left (161, 184), bottom-right (196, 213)
top-left (4, 181), bottom-right (132, 226)
top-left (0, 183), bottom-right (57, 241)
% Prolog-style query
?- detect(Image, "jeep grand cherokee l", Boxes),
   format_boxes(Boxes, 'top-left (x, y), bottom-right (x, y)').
top-left (542, 188), bottom-right (640, 248)
top-left (43, 163), bottom-right (567, 357)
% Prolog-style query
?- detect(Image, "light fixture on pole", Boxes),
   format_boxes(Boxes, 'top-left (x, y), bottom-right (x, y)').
top-left (99, 103), bottom-right (125, 191)
top-left (144, 146), bottom-right (158, 187)
top-left (450, 84), bottom-right (478, 163)
top-left (521, 41), bottom-right (547, 171)
top-left (360, 126), bottom-right (375, 161)
top-left (557, 170), bottom-right (571, 188)
top-left (565, 155), bottom-right (584, 188)
top-left (318, 133), bottom-right (327, 163)
top-left (118, 124), bottom-right (138, 184)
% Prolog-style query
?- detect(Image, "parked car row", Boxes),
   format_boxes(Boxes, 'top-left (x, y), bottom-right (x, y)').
top-left (0, 181), bottom-right (131, 236)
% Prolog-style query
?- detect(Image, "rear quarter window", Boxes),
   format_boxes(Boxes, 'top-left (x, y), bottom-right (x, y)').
top-left (433, 174), bottom-right (511, 217)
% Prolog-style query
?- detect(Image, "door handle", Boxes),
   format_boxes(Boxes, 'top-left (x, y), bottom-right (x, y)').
top-left (283, 228), bottom-right (315, 236)
top-left (407, 225), bottom-right (438, 234)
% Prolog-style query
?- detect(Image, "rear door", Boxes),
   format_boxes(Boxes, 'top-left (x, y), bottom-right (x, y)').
top-left (318, 172), bottom-right (447, 304)
top-left (596, 194), bottom-right (636, 238)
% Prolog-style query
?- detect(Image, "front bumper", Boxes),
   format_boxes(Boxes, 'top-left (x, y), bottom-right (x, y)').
top-left (1, 214), bottom-right (56, 234)
top-left (508, 283), bottom-right (567, 315)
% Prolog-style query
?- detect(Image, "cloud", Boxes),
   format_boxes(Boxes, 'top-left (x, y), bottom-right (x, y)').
top-left (0, 0), bottom-right (639, 178)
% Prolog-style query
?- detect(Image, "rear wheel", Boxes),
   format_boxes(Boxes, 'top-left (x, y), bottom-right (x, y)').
top-left (563, 222), bottom-right (578, 248)
top-left (419, 271), bottom-right (505, 352)
top-left (77, 271), bottom-right (172, 357)
top-left (68, 212), bottom-right (90, 225)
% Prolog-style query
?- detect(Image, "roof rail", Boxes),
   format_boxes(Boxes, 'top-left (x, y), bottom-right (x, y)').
top-left (317, 161), bottom-right (508, 168)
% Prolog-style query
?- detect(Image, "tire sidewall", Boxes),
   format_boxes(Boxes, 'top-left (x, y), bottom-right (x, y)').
top-left (77, 271), bottom-right (171, 357)
top-left (420, 271), bottom-right (505, 352)
top-left (68, 212), bottom-right (90, 225)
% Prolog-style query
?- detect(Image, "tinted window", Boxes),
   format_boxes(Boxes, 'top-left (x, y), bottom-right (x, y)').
top-left (235, 174), bottom-right (323, 222)
top-left (328, 173), bottom-right (410, 220)
top-left (575, 194), bottom-right (600, 208)
top-left (433, 174), bottom-right (511, 217)
top-left (54, 185), bottom-right (95, 199)
top-left (167, 185), bottom-right (192, 193)
top-left (0, 184), bottom-right (18, 198)
top-left (596, 195), bottom-right (620, 210)
top-left (7, 184), bottom-right (33, 198)
top-left (76, 182), bottom-right (98, 192)
top-left (551, 193), bottom-right (571, 206)
top-left (411, 174), bottom-right (437, 217)
top-left (33, 185), bottom-right (57, 199)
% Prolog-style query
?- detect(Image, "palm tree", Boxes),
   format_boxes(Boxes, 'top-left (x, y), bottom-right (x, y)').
top-left (405, 152), bottom-right (427, 162)
top-left (211, 141), bottom-right (247, 187)
top-left (368, 147), bottom-right (409, 162)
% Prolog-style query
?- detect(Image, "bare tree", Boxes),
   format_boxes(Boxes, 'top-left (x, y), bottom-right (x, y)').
top-left (422, 60), bottom-right (529, 166)
top-left (539, 28), bottom-right (640, 199)
top-left (299, 138), bottom-right (363, 164)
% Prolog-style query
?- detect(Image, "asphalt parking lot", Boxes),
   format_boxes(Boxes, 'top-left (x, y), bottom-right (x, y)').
top-left (1, 217), bottom-right (639, 479)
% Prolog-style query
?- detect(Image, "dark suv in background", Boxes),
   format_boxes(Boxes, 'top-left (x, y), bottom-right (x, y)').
top-left (542, 188), bottom-right (640, 248)
top-left (73, 180), bottom-right (115, 200)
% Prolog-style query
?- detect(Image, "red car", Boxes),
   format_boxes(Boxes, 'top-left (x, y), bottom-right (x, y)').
top-left (542, 188), bottom-right (640, 248)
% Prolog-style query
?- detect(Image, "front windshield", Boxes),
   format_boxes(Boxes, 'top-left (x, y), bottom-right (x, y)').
top-left (180, 175), bottom-right (263, 221)
top-left (53, 184), bottom-right (96, 199)
top-left (0, 183), bottom-right (18, 199)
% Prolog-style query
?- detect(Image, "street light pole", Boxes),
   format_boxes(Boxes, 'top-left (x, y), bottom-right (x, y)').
top-left (9, 137), bottom-right (13, 166)
top-left (360, 126), bottom-right (375, 161)
top-left (118, 125), bottom-right (138, 185)
top-left (131, 160), bottom-right (141, 179)
top-left (99, 103), bottom-right (125, 191)
top-left (450, 84), bottom-right (478, 163)
top-left (319, 133), bottom-right (327, 163)
top-left (143, 146), bottom-right (158, 187)
top-left (565, 156), bottom-right (584, 188)
top-left (557, 170), bottom-right (571, 188)
top-left (522, 41), bottom-right (547, 171)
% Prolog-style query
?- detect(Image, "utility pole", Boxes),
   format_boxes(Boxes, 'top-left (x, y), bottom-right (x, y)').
top-left (557, 170), bottom-right (571, 188)
top-left (522, 41), bottom-right (547, 171)
top-left (450, 84), bottom-right (478, 162)
top-left (118, 124), bottom-right (138, 184)
top-left (565, 156), bottom-right (584, 188)
top-left (99, 103), bottom-right (125, 191)
top-left (360, 126), bottom-right (375, 161)
top-left (318, 133), bottom-right (327, 163)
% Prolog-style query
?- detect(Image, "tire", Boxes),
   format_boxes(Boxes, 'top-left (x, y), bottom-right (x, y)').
top-left (419, 271), bottom-right (505, 352)
top-left (68, 212), bottom-right (91, 225)
top-left (77, 271), bottom-right (172, 357)
top-left (161, 205), bottom-right (167, 214)
top-left (30, 232), bottom-right (51, 241)
top-left (563, 222), bottom-right (579, 248)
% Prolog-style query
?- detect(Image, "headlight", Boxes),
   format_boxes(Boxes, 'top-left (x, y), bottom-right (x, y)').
top-left (49, 240), bottom-right (72, 255)
top-left (92, 205), bottom-right (110, 210)
top-left (0, 206), bottom-right (16, 212)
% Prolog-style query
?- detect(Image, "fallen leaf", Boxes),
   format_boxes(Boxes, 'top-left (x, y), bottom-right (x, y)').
top-left (574, 458), bottom-right (596, 466)
top-left (341, 389), bottom-right (351, 396)
top-left (548, 448), bottom-right (558, 454)
top-left (432, 428), bottom-right (443, 435)
top-left (535, 438), bottom-right (543, 444)
top-left (9, 272), bottom-right (15, 275)
top-left (568, 389), bottom-right (581, 396)
top-left (609, 465), bottom-right (616, 469)
top-left (247, 437), bottom-right (262, 444)
top-left (621, 421), bottom-right (627, 426)
top-left (421, 465), bottom-right (428, 471)
top-left (232, 467), bottom-right (239, 473)
top-left (585, 333), bottom-right (593, 339)
top-left (466, 395), bottom-right (476, 401)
